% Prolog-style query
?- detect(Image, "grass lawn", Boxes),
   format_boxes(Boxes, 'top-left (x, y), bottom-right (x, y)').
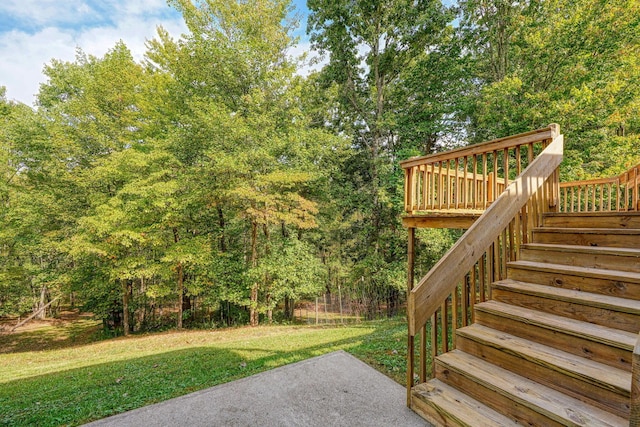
top-left (0, 317), bottom-right (411, 426)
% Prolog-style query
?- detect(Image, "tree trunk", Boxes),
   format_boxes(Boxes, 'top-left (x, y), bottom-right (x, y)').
top-left (122, 279), bottom-right (130, 336)
top-left (36, 285), bottom-right (48, 320)
top-left (177, 262), bottom-right (184, 329)
top-left (173, 227), bottom-right (184, 329)
top-left (249, 220), bottom-right (259, 327)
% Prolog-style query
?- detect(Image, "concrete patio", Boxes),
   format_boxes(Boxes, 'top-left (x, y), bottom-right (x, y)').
top-left (84, 350), bottom-right (430, 426)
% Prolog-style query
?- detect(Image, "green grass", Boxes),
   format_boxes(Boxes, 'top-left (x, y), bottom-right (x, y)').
top-left (0, 318), bottom-right (409, 426)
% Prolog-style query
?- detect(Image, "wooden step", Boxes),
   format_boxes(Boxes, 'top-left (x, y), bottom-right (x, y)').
top-left (492, 279), bottom-right (640, 332)
top-left (411, 379), bottom-right (520, 426)
top-left (474, 300), bottom-right (636, 371)
top-left (507, 260), bottom-right (640, 300)
top-left (435, 350), bottom-right (627, 427)
top-left (543, 212), bottom-right (640, 229)
top-left (532, 227), bottom-right (640, 248)
top-left (456, 324), bottom-right (631, 417)
top-left (520, 243), bottom-right (640, 273)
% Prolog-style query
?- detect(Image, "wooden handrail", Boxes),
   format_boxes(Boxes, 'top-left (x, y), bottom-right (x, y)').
top-left (559, 163), bottom-right (639, 212)
top-left (400, 127), bottom-right (555, 169)
top-left (402, 125), bottom-right (557, 214)
top-left (407, 130), bottom-right (563, 336)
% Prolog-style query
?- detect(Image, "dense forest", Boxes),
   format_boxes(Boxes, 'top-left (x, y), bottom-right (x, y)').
top-left (1, 0), bottom-right (638, 333)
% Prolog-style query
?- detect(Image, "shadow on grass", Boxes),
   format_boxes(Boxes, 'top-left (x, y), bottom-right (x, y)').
top-left (0, 320), bottom-right (410, 427)
top-left (0, 318), bottom-right (102, 354)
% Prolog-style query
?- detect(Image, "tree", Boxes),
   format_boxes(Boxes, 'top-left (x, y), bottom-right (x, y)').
top-left (307, 0), bottom-right (454, 315)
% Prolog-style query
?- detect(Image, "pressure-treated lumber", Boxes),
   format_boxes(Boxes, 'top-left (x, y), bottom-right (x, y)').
top-left (456, 324), bottom-right (631, 417)
top-left (543, 212), bottom-right (640, 229)
top-left (507, 260), bottom-right (640, 300)
top-left (411, 379), bottom-right (520, 426)
top-left (408, 132), bottom-right (563, 336)
top-left (532, 227), bottom-right (640, 248)
top-left (492, 279), bottom-right (640, 332)
top-left (520, 243), bottom-right (640, 273)
top-left (434, 350), bottom-right (627, 427)
top-left (400, 127), bottom-right (555, 169)
top-left (474, 300), bottom-right (636, 371)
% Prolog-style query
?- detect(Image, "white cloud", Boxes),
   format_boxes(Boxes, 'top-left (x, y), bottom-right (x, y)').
top-left (0, 0), bottom-right (187, 106)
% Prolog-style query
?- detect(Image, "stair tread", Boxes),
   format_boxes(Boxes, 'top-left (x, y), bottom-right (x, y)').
top-left (523, 243), bottom-right (640, 257)
top-left (437, 350), bottom-right (628, 427)
top-left (508, 260), bottom-right (640, 283)
top-left (457, 323), bottom-right (631, 394)
top-left (534, 227), bottom-right (640, 234)
top-left (544, 212), bottom-right (640, 218)
top-left (475, 300), bottom-right (636, 351)
top-left (413, 379), bottom-right (520, 426)
top-left (493, 278), bottom-right (640, 314)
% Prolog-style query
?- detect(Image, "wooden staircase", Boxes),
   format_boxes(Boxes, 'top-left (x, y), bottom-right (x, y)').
top-left (412, 211), bottom-right (640, 426)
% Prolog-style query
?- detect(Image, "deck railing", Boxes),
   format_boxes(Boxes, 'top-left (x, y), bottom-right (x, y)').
top-left (404, 125), bottom-right (563, 404)
top-left (559, 164), bottom-right (640, 212)
top-left (401, 126), bottom-right (558, 214)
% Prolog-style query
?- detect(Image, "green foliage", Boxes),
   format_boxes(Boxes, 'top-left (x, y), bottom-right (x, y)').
top-left (0, 319), bottom-right (408, 426)
top-left (1, 0), bottom-right (638, 329)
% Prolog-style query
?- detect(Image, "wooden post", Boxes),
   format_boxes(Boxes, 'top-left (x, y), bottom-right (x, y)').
top-left (406, 227), bottom-right (416, 406)
top-left (630, 333), bottom-right (640, 426)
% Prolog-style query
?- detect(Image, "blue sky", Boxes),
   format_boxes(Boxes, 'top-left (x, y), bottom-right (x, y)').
top-left (0, 0), bottom-right (311, 106)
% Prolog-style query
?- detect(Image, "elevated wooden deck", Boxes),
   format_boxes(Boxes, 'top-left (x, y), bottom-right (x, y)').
top-left (402, 125), bottom-right (640, 426)
top-left (402, 210), bottom-right (484, 229)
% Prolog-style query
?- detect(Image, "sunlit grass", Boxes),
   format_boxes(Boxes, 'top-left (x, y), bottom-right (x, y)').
top-left (0, 319), bottom-right (409, 426)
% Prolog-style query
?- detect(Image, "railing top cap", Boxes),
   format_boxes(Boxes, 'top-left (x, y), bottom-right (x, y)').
top-left (400, 124), bottom-right (560, 169)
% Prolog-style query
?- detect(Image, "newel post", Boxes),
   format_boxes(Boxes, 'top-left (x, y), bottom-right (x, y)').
top-left (406, 227), bottom-right (415, 407)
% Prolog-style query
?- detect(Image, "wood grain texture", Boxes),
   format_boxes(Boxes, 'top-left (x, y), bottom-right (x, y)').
top-left (520, 243), bottom-right (640, 273)
top-left (408, 134), bottom-right (563, 336)
top-left (474, 300), bottom-right (635, 371)
top-left (532, 227), bottom-right (640, 248)
top-left (543, 212), bottom-right (640, 229)
top-left (492, 279), bottom-right (640, 332)
top-left (435, 350), bottom-right (627, 427)
top-left (455, 324), bottom-right (631, 417)
top-left (412, 379), bottom-right (520, 426)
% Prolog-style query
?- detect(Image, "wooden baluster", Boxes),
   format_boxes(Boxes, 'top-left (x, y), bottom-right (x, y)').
top-left (430, 164), bottom-right (436, 209)
top-left (429, 312), bottom-right (437, 379)
top-left (462, 274), bottom-right (469, 327)
top-left (404, 168), bottom-right (411, 212)
top-left (441, 301), bottom-right (448, 353)
top-left (473, 156), bottom-right (478, 210)
top-left (483, 154), bottom-right (489, 208)
top-left (446, 160), bottom-right (452, 209)
top-left (469, 265), bottom-right (476, 323)
top-left (454, 158), bottom-right (460, 209)
top-left (625, 172), bottom-right (631, 211)
top-left (608, 183), bottom-right (613, 211)
top-left (452, 285), bottom-right (458, 345)
top-left (598, 184), bottom-right (604, 212)
top-left (493, 151), bottom-right (498, 200)
top-left (479, 253), bottom-right (486, 302)
top-left (438, 162), bottom-right (444, 210)
top-left (577, 185), bottom-right (582, 212)
top-left (504, 147), bottom-right (510, 188)
top-left (463, 156), bottom-right (469, 209)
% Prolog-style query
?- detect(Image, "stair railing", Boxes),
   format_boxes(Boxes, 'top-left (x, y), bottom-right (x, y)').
top-left (559, 163), bottom-right (640, 212)
top-left (402, 126), bottom-right (558, 214)
top-left (404, 125), bottom-right (563, 404)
